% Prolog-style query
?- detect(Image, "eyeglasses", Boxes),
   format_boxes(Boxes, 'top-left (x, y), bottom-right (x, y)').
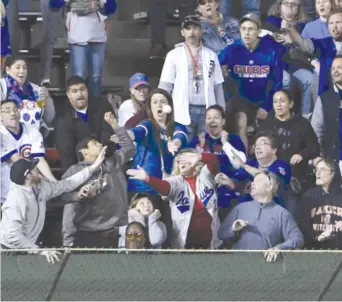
top-left (281, 1), bottom-right (300, 8)
top-left (253, 142), bottom-right (271, 148)
top-left (313, 168), bottom-right (335, 174)
top-left (126, 233), bottom-right (144, 241)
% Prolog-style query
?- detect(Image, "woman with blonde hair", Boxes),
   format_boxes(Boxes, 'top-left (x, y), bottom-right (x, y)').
top-left (127, 149), bottom-right (221, 249)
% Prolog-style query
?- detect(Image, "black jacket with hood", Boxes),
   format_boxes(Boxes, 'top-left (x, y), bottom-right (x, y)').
top-left (296, 168), bottom-right (342, 249)
top-left (259, 112), bottom-right (320, 182)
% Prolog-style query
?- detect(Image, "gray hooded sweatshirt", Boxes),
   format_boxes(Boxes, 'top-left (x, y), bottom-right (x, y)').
top-left (218, 200), bottom-right (304, 250)
top-left (0, 167), bottom-right (93, 251)
top-left (61, 127), bottom-right (136, 247)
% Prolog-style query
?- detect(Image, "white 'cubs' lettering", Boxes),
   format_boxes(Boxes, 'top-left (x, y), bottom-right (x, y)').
top-left (200, 186), bottom-right (214, 205)
top-left (176, 191), bottom-right (189, 206)
top-left (234, 65), bottom-right (270, 78)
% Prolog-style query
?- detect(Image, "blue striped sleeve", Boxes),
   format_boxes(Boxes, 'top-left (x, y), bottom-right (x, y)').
top-left (1, 149), bottom-right (17, 163)
top-left (173, 123), bottom-right (188, 148)
top-left (131, 120), bottom-right (150, 144)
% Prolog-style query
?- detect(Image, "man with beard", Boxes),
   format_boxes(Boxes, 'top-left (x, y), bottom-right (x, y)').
top-left (159, 15), bottom-right (225, 141)
top-left (217, 131), bottom-right (292, 210)
top-left (55, 76), bottom-right (115, 172)
top-left (285, 10), bottom-right (342, 97)
top-left (311, 55), bottom-right (342, 172)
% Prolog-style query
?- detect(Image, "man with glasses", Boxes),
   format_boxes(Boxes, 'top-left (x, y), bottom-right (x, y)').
top-left (0, 99), bottom-right (56, 204)
top-left (218, 171), bottom-right (303, 260)
top-left (297, 157), bottom-right (342, 249)
top-left (217, 131), bottom-right (292, 210)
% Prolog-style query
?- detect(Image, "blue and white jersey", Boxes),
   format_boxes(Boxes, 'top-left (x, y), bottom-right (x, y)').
top-left (166, 165), bottom-right (221, 249)
top-left (0, 123), bottom-right (45, 201)
top-left (233, 158), bottom-right (291, 208)
top-left (219, 35), bottom-right (285, 112)
top-left (128, 120), bottom-right (188, 194)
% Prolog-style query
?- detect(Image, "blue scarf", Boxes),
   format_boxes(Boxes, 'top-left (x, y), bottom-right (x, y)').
top-left (4, 74), bottom-right (38, 107)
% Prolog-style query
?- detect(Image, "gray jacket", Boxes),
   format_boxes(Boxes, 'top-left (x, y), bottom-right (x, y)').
top-left (61, 127), bottom-right (135, 247)
top-left (0, 168), bottom-right (92, 250)
top-left (218, 200), bottom-right (304, 250)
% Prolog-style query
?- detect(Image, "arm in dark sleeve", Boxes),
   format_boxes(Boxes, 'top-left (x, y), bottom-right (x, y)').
top-left (299, 121), bottom-right (320, 160)
top-left (201, 153), bottom-right (220, 175)
top-left (145, 176), bottom-right (171, 196)
top-left (124, 110), bottom-right (148, 129)
top-left (101, 0), bottom-right (117, 15)
top-left (55, 117), bottom-right (77, 172)
top-left (261, 49), bottom-right (284, 112)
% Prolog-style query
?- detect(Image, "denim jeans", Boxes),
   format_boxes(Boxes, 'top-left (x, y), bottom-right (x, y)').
top-left (283, 69), bottom-right (314, 115)
top-left (69, 43), bottom-right (106, 97)
top-left (40, 0), bottom-right (66, 83)
top-left (186, 105), bottom-right (207, 143)
top-left (220, 0), bottom-right (260, 19)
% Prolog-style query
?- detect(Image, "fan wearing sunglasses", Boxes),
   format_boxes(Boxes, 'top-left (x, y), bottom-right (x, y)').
top-left (125, 222), bottom-right (147, 250)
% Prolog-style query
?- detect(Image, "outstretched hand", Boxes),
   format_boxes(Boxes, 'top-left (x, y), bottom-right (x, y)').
top-left (90, 146), bottom-right (107, 173)
top-left (167, 137), bottom-right (179, 156)
top-left (126, 166), bottom-right (148, 181)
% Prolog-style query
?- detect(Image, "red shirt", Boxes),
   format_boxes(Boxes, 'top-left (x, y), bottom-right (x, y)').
top-left (185, 176), bottom-right (213, 244)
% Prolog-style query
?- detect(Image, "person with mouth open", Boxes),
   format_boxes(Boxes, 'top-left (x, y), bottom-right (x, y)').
top-left (126, 148), bottom-right (222, 249)
top-left (216, 131), bottom-right (292, 211)
top-left (55, 75), bottom-right (116, 172)
top-left (286, 10), bottom-right (342, 98)
top-left (190, 104), bottom-right (246, 221)
top-left (0, 56), bottom-right (56, 136)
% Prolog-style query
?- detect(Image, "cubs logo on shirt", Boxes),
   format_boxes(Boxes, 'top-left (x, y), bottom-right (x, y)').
top-left (233, 65), bottom-right (270, 78)
top-left (19, 144), bottom-right (32, 159)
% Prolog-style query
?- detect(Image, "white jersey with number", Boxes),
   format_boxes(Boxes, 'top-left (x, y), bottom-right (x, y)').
top-left (0, 123), bottom-right (45, 202)
top-left (165, 165), bottom-right (222, 249)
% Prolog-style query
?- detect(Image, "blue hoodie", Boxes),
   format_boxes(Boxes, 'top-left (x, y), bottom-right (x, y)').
top-left (218, 200), bottom-right (304, 250)
top-left (219, 35), bottom-right (285, 112)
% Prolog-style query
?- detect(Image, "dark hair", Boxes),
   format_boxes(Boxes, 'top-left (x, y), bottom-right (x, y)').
top-left (316, 157), bottom-right (337, 172)
top-left (273, 88), bottom-right (295, 111)
top-left (146, 88), bottom-right (175, 139)
top-left (255, 130), bottom-right (278, 149)
top-left (75, 136), bottom-right (98, 162)
top-left (1, 99), bottom-right (18, 107)
top-left (66, 75), bottom-right (87, 91)
top-left (4, 55), bottom-right (27, 70)
top-left (327, 10), bottom-right (342, 22)
top-left (206, 104), bottom-right (225, 119)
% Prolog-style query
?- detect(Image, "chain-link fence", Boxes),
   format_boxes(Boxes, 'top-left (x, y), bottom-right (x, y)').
top-left (1, 249), bottom-right (342, 301)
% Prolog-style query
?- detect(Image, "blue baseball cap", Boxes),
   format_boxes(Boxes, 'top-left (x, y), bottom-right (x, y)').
top-left (129, 73), bottom-right (149, 89)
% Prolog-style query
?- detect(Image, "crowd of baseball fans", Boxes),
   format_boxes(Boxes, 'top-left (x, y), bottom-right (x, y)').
top-left (0, 0), bottom-right (342, 263)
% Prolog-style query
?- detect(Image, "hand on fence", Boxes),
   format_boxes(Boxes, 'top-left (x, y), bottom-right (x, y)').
top-left (264, 248), bottom-right (280, 263)
top-left (232, 219), bottom-right (248, 232)
top-left (41, 250), bottom-right (61, 264)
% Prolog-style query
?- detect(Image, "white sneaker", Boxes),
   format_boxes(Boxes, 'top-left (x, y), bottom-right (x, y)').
top-left (133, 12), bottom-right (148, 20)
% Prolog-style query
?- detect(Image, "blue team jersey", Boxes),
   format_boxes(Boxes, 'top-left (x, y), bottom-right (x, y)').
top-left (311, 37), bottom-right (336, 96)
top-left (233, 158), bottom-right (291, 208)
top-left (190, 132), bottom-right (246, 208)
top-left (1, 12), bottom-right (11, 57)
top-left (128, 120), bottom-right (188, 194)
top-left (218, 35), bottom-right (284, 112)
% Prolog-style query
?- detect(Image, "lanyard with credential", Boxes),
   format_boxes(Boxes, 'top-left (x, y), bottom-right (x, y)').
top-left (185, 43), bottom-right (201, 93)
